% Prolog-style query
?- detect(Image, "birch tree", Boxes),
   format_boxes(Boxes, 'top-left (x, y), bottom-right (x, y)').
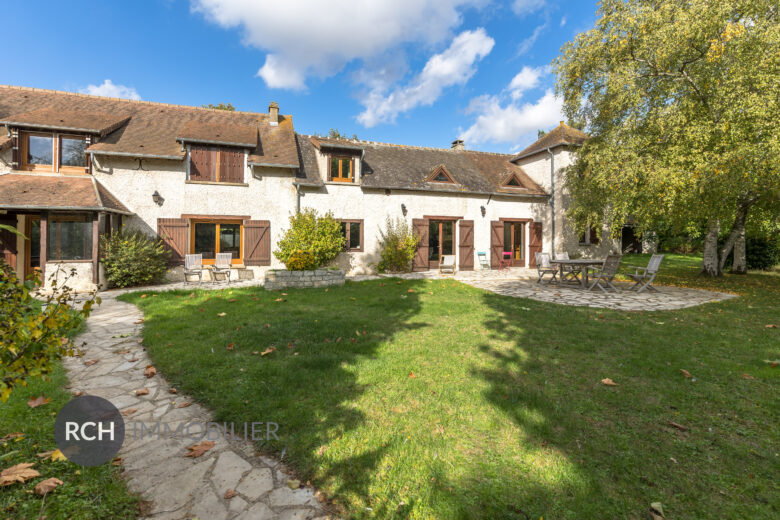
top-left (554, 0), bottom-right (779, 275)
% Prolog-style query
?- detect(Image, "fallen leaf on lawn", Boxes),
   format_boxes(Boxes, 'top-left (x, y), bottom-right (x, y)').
top-left (355, 330), bottom-right (361, 336)
top-left (189, 292), bottom-right (195, 298)
top-left (144, 365), bottom-right (157, 378)
top-left (741, 373), bottom-right (755, 380)
top-left (680, 369), bottom-right (693, 378)
top-left (134, 388), bottom-right (149, 396)
top-left (199, 308), bottom-right (204, 312)
top-left (287, 479), bottom-right (300, 489)
top-left (121, 408), bottom-right (138, 416)
top-left (763, 359), bottom-right (779, 367)
top-left (0, 463), bottom-right (40, 486)
top-left (72, 391), bottom-right (83, 397)
top-left (323, 338), bottom-right (330, 343)
top-left (111, 457), bottom-right (123, 466)
top-left (34, 477), bottom-right (63, 495)
top-left (137, 339), bottom-right (144, 344)
top-left (251, 351), bottom-right (259, 355)
top-left (409, 371), bottom-right (416, 378)
top-left (275, 298), bottom-right (286, 302)
top-left (600, 378), bottom-right (618, 386)
top-left (670, 457), bottom-right (678, 464)
top-left (226, 343), bottom-right (235, 351)
top-left (27, 395), bottom-right (51, 408)
top-left (141, 294), bottom-right (147, 298)
top-left (407, 288), bottom-right (415, 293)
top-left (224, 489), bottom-right (238, 499)
top-left (169, 388), bottom-right (178, 394)
top-left (165, 343), bottom-right (174, 347)
top-left (129, 358), bottom-right (138, 362)
top-left (36, 450), bottom-right (55, 459)
top-left (184, 440), bottom-right (214, 458)
top-left (350, 338), bottom-right (357, 343)
top-left (287, 342), bottom-right (294, 349)
top-left (362, 330), bottom-right (367, 335)
top-left (264, 323), bottom-right (271, 328)
top-left (281, 293), bottom-right (288, 296)
top-left (229, 298), bottom-right (237, 303)
top-left (177, 402), bottom-right (191, 408)
top-left (649, 501), bottom-right (665, 520)
top-left (217, 312), bottom-right (227, 317)
top-left (336, 337), bottom-right (342, 343)
top-left (260, 347), bottom-right (276, 356)
top-left (84, 359), bottom-right (99, 366)
top-left (765, 324), bottom-right (777, 328)
top-left (1, 433), bottom-right (23, 442)
top-left (667, 421), bottom-right (689, 431)
top-left (134, 319), bottom-right (144, 324)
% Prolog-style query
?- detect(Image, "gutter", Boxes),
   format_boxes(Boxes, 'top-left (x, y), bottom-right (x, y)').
top-left (361, 185), bottom-right (549, 199)
top-left (0, 204), bottom-right (133, 215)
top-left (248, 161), bottom-right (299, 169)
top-left (0, 121), bottom-right (103, 135)
top-left (87, 150), bottom-right (184, 161)
top-left (176, 137), bottom-right (255, 148)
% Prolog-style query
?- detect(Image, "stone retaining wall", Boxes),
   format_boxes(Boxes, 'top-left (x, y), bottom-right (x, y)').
top-left (264, 269), bottom-right (345, 290)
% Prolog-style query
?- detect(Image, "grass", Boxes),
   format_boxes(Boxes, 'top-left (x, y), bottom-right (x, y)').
top-left (0, 346), bottom-right (139, 518)
top-left (120, 254), bottom-right (779, 519)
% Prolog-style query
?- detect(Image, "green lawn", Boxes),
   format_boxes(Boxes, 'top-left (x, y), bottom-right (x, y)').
top-left (120, 254), bottom-right (779, 519)
top-left (0, 364), bottom-right (140, 519)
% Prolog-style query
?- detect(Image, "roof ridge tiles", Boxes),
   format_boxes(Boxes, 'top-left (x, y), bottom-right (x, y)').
top-left (303, 134), bottom-right (514, 157)
top-left (0, 84), bottom-right (271, 117)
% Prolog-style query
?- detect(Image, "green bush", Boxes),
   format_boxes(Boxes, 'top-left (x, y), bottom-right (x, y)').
top-left (722, 236), bottom-right (780, 271)
top-left (100, 231), bottom-right (170, 288)
top-left (286, 249), bottom-right (319, 271)
top-left (274, 209), bottom-right (345, 270)
top-left (376, 217), bottom-right (419, 273)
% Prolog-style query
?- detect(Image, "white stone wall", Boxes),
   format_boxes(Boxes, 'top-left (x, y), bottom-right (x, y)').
top-left (42, 262), bottom-right (98, 293)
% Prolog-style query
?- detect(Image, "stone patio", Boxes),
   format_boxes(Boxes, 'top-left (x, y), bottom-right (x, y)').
top-left (64, 299), bottom-right (333, 520)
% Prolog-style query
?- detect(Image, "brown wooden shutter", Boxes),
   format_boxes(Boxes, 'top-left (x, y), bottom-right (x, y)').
top-left (412, 218), bottom-right (429, 271)
top-left (529, 221), bottom-right (543, 267)
top-left (458, 220), bottom-right (474, 271)
top-left (157, 218), bottom-right (189, 265)
top-left (589, 225), bottom-right (600, 245)
top-left (220, 149), bottom-right (244, 183)
top-left (244, 220), bottom-right (271, 266)
top-left (490, 220), bottom-right (503, 269)
top-left (0, 218), bottom-right (18, 268)
top-left (189, 146), bottom-right (217, 182)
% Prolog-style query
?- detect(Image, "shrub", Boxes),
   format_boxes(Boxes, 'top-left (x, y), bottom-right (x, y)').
top-left (100, 230), bottom-right (170, 288)
top-left (286, 249), bottom-right (319, 271)
top-left (376, 217), bottom-right (419, 273)
top-left (0, 260), bottom-right (97, 402)
top-left (274, 209), bottom-right (345, 270)
top-left (722, 235), bottom-right (780, 271)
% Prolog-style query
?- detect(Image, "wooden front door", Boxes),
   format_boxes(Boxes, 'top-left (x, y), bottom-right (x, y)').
top-left (529, 222), bottom-right (543, 267)
top-left (503, 221), bottom-right (525, 267)
top-left (412, 219), bottom-right (429, 272)
top-left (428, 220), bottom-right (454, 268)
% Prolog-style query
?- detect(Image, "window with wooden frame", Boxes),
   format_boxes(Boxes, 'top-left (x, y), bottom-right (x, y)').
top-left (426, 165), bottom-right (455, 184)
top-left (21, 131), bottom-right (87, 173)
top-left (188, 145), bottom-right (245, 184)
top-left (501, 173), bottom-right (523, 188)
top-left (47, 214), bottom-right (92, 261)
top-left (190, 220), bottom-right (243, 264)
top-left (579, 225), bottom-right (600, 245)
top-left (339, 220), bottom-right (363, 252)
top-left (328, 156), bottom-right (354, 182)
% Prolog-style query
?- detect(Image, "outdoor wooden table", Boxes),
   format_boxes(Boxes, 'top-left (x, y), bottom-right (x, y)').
top-left (550, 258), bottom-right (605, 289)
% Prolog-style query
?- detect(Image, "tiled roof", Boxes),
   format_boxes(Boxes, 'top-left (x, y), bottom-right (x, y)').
top-left (294, 134), bottom-right (324, 185)
top-left (0, 173), bottom-right (131, 213)
top-left (0, 85), bottom-right (298, 167)
top-left (0, 108), bottom-right (130, 136)
top-left (298, 135), bottom-right (547, 196)
top-left (176, 120), bottom-right (258, 148)
top-left (0, 135), bottom-right (11, 151)
top-left (511, 122), bottom-right (589, 161)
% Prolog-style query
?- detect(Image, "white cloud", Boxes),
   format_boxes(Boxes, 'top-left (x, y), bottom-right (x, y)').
top-left (518, 23), bottom-right (547, 55)
top-left (508, 66), bottom-right (545, 100)
top-left (512, 0), bottom-right (546, 16)
top-left (191, 0), bottom-right (483, 90)
top-left (560, 16), bottom-right (567, 27)
top-left (460, 89), bottom-right (563, 146)
top-left (357, 28), bottom-right (494, 127)
top-left (79, 79), bottom-right (141, 100)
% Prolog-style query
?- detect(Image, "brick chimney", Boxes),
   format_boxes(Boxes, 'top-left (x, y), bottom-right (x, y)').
top-left (451, 139), bottom-right (465, 151)
top-left (268, 101), bottom-right (279, 125)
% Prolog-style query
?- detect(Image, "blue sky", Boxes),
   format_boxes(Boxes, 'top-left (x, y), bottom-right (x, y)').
top-left (4, 0), bottom-right (598, 153)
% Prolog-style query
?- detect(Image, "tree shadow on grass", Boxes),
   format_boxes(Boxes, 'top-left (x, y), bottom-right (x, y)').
top-left (123, 278), bottom-right (430, 514)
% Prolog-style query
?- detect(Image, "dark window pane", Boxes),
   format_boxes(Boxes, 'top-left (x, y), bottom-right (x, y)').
top-left (340, 222), bottom-right (348, 250)
top-left (330, 157), bottom-right (339, 178)
top-left (61, 137), bottom-right (86, 167)
top-left (194, 223), bottom-right (216, 259)
top-left (503, 223), bottom-right (512, 253)
top-left (219, 224), bottom-right (241, 259)
top-left (433, 172), bottom-right (449, 182)
top-left (28, 135), bottom-right (53, 166)
top-left (340, 158), bottom-right (351, 178)
top-left (428, 221), bottom-right (439, 260)
top-left (349, 222), bottom-right (360, 249)
top-left (48, 219), bottom-right (91, 261)
top-left (514, 223), bottom-right (523, 259)
top-left (441, 221), bottom-right (454, 255)
top-left (30, 220), bottom-right (41, 268)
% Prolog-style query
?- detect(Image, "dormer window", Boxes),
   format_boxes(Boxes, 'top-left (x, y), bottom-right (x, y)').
top-left (502, 173), bottom-right (523, 188)
top-left (21, 131), bottom-right (87, 173)
top-left (328, 156), bottom-right (354, 182)
top-left (427, 165), bottom-right (455, 184)
top-left (188, 145), bottom-right (246, 184)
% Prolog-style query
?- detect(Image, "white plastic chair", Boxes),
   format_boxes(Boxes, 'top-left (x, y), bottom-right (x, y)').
top-left (184, 254), bottom-right (203, 284)
top-left (439, 255), bottom-right (456, 275)
top-left (212, 253), bottom-right (232, 284)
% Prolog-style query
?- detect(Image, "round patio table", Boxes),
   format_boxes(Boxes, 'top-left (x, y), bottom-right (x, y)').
top-left (550, 258), bottom-right (605, 289)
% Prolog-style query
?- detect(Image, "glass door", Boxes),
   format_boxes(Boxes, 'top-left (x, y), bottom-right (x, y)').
top-left (26, 216), bottom-right (41, 282)
top-left (503, 221), bottom-right (525, 266)
top-left (428, 220), bottom-right (455, 268)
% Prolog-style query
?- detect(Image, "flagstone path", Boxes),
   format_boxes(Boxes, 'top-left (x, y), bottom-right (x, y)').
top-left (64, 297), bottom-right (333, 520)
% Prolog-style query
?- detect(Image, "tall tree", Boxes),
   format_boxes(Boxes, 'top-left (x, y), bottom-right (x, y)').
top-left (554, 0), bottom-right (779, 275)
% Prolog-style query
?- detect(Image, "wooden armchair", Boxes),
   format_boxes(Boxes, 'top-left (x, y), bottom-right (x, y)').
top-left (556, 251), bottom-right (581, 284)
top-left (586, 254), bottom-right (622, 292)
top-left (626, 254), bottom-right (664, 292)
top-left (535, 252), bottom-right (558, 284)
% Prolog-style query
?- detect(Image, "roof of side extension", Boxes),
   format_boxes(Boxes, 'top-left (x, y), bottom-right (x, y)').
top-left (296, 135), bottom-right (547, 196)
top-left (511, 122), bottom-right (589, 161)
top-left (0, 173), bottom-right (132, 214)
top-left (0, 85), bottom-right (299, 167)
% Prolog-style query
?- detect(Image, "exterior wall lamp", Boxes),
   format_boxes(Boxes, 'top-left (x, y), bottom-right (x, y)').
top-left (152, 190), bottom-right (163, 206)
top-left (401, 203), bottom-right (407, 216)
top-left (480, 205), bottom-right (486, 217)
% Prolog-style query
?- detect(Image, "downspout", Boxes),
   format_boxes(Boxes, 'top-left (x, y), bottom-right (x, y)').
top-left (294, 183), bottom-right (301, 213)
top-left (546, 147), bottom-right (555, 254)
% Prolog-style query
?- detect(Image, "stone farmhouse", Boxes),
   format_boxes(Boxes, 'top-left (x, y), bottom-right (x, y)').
top-left (0, 85), bottom-right (634, 291)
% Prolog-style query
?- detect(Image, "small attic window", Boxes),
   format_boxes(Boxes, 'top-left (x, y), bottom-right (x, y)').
top-left (427, 165), bottom-right (455, 184)
top-left (502, 174), bottom-right (522, 188)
